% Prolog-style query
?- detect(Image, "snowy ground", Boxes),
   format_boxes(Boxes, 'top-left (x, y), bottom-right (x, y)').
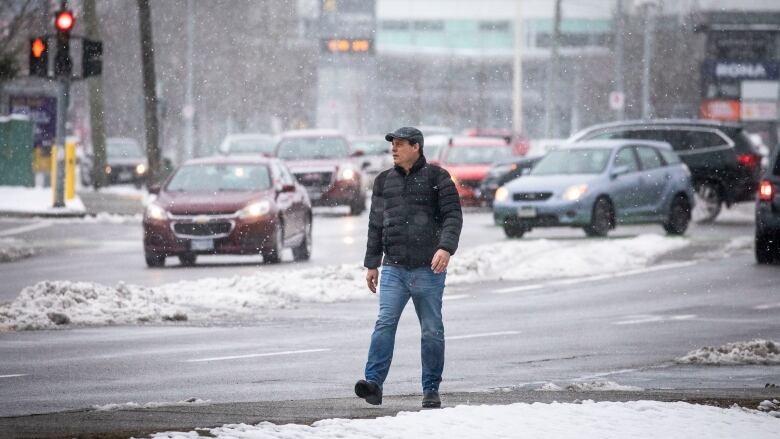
top-left (0, 234), bottom-right (688, 330)
top-left (0, 186), bottom-right (85, 215)
top-left (143, 400), bottom-right (779, 439)
top-left (0, 238), bottom-right (35, 263)
top-left (675, 339), bottom-right (780, 366)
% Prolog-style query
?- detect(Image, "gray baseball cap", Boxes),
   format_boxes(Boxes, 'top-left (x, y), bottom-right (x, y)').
top-left (385, 126), bottom-right (424, 148)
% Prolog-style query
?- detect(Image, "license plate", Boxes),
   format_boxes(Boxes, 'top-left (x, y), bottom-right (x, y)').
top-left (118, 171), bottom-right (132, 181)
top-left (517, 206), bottom-right (537, 218)
top-left (190, 239), bottom-right (214, 251)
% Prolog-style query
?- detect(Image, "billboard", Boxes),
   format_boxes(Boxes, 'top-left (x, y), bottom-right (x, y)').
top-left (8, 95), bottom-right (57, 150)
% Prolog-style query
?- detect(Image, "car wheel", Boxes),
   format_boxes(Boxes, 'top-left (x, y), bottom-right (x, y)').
top-left (178, 253), bottom-right (197, 266)
top-left (262, 223), bottom-right (284, 264)
top-left (145, 253), bottom-right (165, 268)
top-left (503, 222), bottom-right (526, 238)
top-left (584, 197), bottom-right (613, 237)
top-left (755, 233), bottom-right (776, 264)
top-left (692, 182), bottom-right (722, 224)
top-left (663, 196), bottom-right (691, 235)
top-left (349, 196), bottom-right (365, 216)
top-left (292, 215), bottom-right (312, 262)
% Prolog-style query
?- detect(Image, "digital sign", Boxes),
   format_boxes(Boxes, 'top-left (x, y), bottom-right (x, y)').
top-left (321, 38), bottom-right (373, 54)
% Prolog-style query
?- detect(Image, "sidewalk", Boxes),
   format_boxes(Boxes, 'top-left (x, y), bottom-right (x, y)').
top-left (0, 185), bottom-right (145, 218)
top-left (1, 388), bottom-right (777, 439)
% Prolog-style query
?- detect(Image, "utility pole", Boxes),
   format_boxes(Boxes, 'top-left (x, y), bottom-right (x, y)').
top-left (137, 0), bottom-right (161, 183)
top-left (83, 0), bottom-right (108, 188)
top-left (53, 3), bottom-right (74, 208)
top-left (512, 0), bottom-right (523, 135)
top-left (545, 0), bottom-right (562, 138)
top-left (614, 0), bottom-right (625, 120)
top-left (641, 1), bottom-right (657, 119)
top-left (183, 0), bottom-right (194, 161)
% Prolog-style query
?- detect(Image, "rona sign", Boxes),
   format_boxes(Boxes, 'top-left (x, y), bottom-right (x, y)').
top-left (702, 60), bottom-right (780, 80)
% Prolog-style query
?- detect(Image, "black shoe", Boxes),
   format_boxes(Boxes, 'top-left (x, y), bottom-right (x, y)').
top-left (422, 389), bottom-right (441, 408)
top-left (355, 379), bottom-right (382, 405)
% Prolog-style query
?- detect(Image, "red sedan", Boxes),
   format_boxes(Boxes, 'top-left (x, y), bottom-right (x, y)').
top-left (440, 137), bottom-right (515, 205)
top-left (143, 156), bottom-right (312, 267)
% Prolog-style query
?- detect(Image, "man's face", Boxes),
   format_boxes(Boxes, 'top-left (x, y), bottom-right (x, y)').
top-left (391, 138), bottom-right (419, 168)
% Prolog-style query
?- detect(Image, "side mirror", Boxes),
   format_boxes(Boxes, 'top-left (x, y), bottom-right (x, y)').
top-left (148, 183), bottom-right (161, 195)
top-left (611, 165), bottom-right (629, 179)
top-left (350, 150), bottom-right (365, 157)
top-left (361, 161), bottom-right (371, 170)
top-left (521, 168), bottom-right (532, 176)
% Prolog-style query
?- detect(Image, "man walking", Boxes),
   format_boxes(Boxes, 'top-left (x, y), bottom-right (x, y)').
top-left (355, 126), bottom-right (463, 408)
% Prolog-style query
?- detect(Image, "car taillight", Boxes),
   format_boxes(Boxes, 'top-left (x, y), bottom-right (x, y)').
top-left (758, 180), bottom-right (774, 201)
top-left (736, 153), bottom-right (758, 169)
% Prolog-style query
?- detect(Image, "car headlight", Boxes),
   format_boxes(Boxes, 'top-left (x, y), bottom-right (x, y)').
top-left (238, 200), bottom-right (271, 219)
top-left (136, 164), bottom-right (147, 175)
top-left (338, 167), bottom-right (357, 180)
top-left (145, 203), bottom-right (167, 221)
top-left (562, 184), bottom-right (588, 201)
top-left (495, 186), bottom-right (509, 202)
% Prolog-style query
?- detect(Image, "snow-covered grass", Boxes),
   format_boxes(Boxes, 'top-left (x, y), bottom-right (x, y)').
top-left (675, 339), bottom-right (780, 365)
top-left (0, 234), bottom-right (689, 330)
top-left (0, 238), bottom-right (35, 263)
top-left (94, 398), bottom-right (209, 411)
top-left (0, 185), bottom-right (85, 215)
top-left (144, 400), bottom-right (779, 439)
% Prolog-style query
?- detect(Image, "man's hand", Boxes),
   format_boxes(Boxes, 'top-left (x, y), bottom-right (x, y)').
top-left (366, 268), bottom-right (379, 294)
top-left (431, 249), bottom-right (451, 274)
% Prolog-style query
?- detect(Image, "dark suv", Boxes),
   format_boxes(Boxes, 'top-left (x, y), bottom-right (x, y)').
top-left (570, 120), bottom-right (762, 222)
top-left (756, 146), bottom-right (780, 264)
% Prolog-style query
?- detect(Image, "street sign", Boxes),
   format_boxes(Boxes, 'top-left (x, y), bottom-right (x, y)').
top-left (609, 91), bottom-right (625, 110)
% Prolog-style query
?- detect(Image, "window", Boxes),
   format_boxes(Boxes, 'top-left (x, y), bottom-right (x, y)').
top-left (621, 130), bottom-right (687, 152)
top-left (413, 20), bottom-right (444, 31)
top-left (531, 148), bottom-right (612, 176)
top-left (636, 146), bottom-right (663, 170)
top-left (382, 20), bottom-right (409, 31)
top-left (479, 21), bottom-right (509, 32)
top-left (614, 147), bottom-right (639, 172)
top-left (684, 131), bottom-right (728, 150)
top-left (659, 149), bottom-right (681, 166)
top-left (166, 164), bottom-right (271, 192)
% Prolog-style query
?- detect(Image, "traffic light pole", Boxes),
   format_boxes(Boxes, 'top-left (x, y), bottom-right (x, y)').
top-left (53, 76), bottom-right (69, 208)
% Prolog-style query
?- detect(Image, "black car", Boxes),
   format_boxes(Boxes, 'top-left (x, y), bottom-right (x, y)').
top-left (756, 146), bottom-right (780, 264)
top-left (480, 156), bottom-right (542, 205)
top-left (569, 120), bottom-right (762, 222)
top-left (81, 137), bottom-right (148, 187)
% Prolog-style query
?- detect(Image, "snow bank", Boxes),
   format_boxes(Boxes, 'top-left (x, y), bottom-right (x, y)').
top-left (0, 186), bottom-right (85, 215)
top-left (0, 238), bottom-right (35, 263)
top-left (146, 401), bottom-right (779, 439)
top-left (0, 235), bottom-right (689, 330)
top-left (94, 398), bottom-right (209, 411)
top-left (447, 234), bottom-right (688, 283)
top-left (535, 381), bottom-right (643, 392)
top-left (675, 340), bottom-right (780, 365)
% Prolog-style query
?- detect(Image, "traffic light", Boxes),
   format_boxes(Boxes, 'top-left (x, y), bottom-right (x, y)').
top-left (82, 39), bottom-right (103, 78)
top-left (29, 37), bottom-right (48, 77)
top-left (54, 9), bottom-right (74, 77)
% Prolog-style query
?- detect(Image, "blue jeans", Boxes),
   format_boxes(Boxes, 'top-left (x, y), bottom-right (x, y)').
top-left (364, 265), bottom-right (446, 392)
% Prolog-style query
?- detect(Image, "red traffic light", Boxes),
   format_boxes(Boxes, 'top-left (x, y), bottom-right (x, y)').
top-left (55, 10), bottom-right (74, 32)
top-left (31, 38), bottom-right (46, 58)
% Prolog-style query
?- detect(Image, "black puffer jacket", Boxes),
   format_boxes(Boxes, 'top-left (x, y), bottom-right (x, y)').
top-left (364, 155), bottom-right (463, 269)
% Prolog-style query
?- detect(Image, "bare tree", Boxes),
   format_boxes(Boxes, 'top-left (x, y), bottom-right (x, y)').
top-left (137, 0), bottom-right (161, 184)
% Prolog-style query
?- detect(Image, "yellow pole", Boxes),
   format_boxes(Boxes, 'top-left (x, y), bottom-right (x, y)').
top-left (50, 145), bottom-right (58, 205)
top-left (65, 141), bottom-right (76, 200)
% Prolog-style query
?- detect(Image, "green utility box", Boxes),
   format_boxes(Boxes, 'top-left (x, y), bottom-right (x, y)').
top-left (0, 115), bottom-right (34, 187)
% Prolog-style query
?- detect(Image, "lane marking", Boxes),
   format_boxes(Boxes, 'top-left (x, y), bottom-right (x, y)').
top-left (491, 261), bottom-right (698, 295)
top-left (443, 294), bottom-right (470, 301)
top-left (0, 374), bottom-right (27, 379)
top-left (613, 314), bottom-right (697, 326)
top-left (493, 284), bottom-right (543, 294)
top-left (185, 348), bottom-right (330, 363)
top-left (755, 302), bottom-right (780, 310)
top-left (0, 221), bottom-right (52, 237)
top-left (447, 331), bottom-right (520, 341)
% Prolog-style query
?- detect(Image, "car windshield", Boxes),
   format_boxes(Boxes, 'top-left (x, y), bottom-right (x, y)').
top-left (352, 139), bottom-right (387, 155)
top-left (277, 137), bottom-right (350, 159)
top-left (531, 148), bottom-right (611, 175)
top-left (166, 164), bottom-right (271, 192)
top-left (425, 144), bottom-right (442, 160)
top-left (225, 137), bottom-right (275, 155)
top-left (444, 145), bottom-right (513, 165)
top-left (107, 140), bottom-right (143, 159)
